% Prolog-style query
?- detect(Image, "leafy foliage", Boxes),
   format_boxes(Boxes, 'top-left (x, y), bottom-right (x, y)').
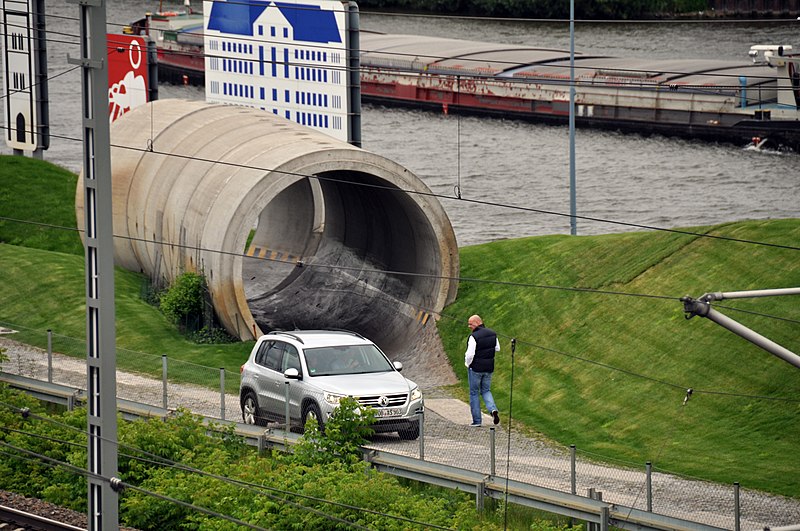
top-left (292, 397), bottom-right (376, 465)
top-left (158, 271), bottom-right (206, 325)
top-left (1, 386), bottom-right (573, 529)
top-left (187, 325), bottom-right (238, 345)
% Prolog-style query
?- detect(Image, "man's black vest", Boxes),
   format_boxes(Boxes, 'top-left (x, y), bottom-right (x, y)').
top-left (470, 325), bottom-right (497, 372)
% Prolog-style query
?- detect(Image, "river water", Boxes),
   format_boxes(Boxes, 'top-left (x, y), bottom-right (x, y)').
top-left (3, 1), bottom-right (798, 246)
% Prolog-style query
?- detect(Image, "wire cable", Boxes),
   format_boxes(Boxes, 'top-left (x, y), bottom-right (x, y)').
top-left (0, 439), bottom-right (275, 530)
top-left (713, 303), bottom-right (800, 325)
top-left (3, 213), bottom-right (790, 305)
top-left (0, 405), bottom-right (449, 530)
top-left (4, 129), bottom-right (798, 253)
top-left (18, 11), bottom-right (794, 88)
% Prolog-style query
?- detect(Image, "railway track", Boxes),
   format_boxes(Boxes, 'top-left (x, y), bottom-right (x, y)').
top-left (0, 504), bottom-right (84, 531)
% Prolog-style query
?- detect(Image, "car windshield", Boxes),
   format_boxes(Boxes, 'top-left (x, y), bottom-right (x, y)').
top-left (304, 344), bottom-right (394, 376)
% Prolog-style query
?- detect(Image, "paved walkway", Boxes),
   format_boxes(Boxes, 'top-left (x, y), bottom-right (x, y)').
top-left (2, 336), bottom-right (799, 529)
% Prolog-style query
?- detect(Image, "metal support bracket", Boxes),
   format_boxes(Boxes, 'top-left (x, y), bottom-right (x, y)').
top-left (67, 54), bottom-right (104, 69)
top-left (66, 0), bottom-right (104, 6)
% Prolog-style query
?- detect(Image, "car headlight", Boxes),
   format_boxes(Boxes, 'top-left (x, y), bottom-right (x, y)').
top-left (410, 387), bottom-right (422, 401)
top-left (324, 391), bottom-right (346, 405)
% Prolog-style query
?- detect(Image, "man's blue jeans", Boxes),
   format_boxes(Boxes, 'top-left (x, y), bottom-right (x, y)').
top-left (468, 368), bottom-right (497, 424)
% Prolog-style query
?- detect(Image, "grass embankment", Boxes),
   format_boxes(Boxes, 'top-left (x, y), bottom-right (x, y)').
top-left (437, 221), bottom-right (800, 497)
top-left (0, 156), bottom-right (252, 381)
top-left (2, 155), bottom-right (799, 497)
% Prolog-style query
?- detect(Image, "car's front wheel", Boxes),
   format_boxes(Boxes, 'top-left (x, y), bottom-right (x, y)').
top-left (397, 422), bottom-right (420, 440)
top-left (241, 392), bottom-right (267, 426)
top-left (302, 402), bottom-right (324, 433)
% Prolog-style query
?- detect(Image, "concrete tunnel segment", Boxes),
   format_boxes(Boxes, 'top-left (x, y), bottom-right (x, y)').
top-left (76, 100), bottom-right (459, 354)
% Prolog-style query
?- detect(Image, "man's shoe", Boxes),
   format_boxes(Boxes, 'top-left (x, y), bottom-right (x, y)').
top-left (469, 422), bottom-right (482, 427)
top-left (492, 410), bottom-right (500, 425)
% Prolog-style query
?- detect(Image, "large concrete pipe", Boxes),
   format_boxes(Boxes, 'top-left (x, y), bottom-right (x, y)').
top-left (76, 100), bottom-right (458, 355)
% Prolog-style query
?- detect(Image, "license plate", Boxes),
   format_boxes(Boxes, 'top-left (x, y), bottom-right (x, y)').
top-left (374, 407), bottom-right (402, 418)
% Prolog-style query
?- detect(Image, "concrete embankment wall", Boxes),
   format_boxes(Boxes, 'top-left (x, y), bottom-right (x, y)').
top-left (75, 100), bottom-right (459, 356)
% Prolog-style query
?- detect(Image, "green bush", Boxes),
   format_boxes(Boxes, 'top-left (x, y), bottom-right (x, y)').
top-left (158, 272), bottom-right (206, 325)
top-left (187, 325), bottom-right (238, 345)
top-left (0, 386), bottom-right (571, 530)
top-left (292, 397), bottom-right (376, 465)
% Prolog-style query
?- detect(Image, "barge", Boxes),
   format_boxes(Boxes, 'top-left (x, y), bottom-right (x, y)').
top-left (359, 33), bottom-right (800, 149)
top-left (127, 10), bottom-right (800, 149)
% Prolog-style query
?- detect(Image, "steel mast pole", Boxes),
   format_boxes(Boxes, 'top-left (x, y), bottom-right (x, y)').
top-left (681, 288), bottom-right (800, 369)
top-left (568, 0), bottom-right (577, 235)
top-left (68, 0), bottom-right (119, 528)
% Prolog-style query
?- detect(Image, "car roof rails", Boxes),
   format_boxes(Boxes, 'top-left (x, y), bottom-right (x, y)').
top-left (268, 329), bottom-right (367, 341)
top-left (266, 330), bottom-right (304, 344)
top-left (298, 329), bottom-right (367, 340)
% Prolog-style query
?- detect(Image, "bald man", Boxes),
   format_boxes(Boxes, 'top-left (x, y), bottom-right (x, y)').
top-left (464, 314), bottom-right (500, 427)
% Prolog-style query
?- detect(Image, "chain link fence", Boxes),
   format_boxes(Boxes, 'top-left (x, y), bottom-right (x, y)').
top-left (1, 323), bottom-right (799, 529)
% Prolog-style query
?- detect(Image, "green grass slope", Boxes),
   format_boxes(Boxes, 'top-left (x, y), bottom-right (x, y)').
top-left (437, 220), bottom-right (800, 497)
top-left (2, 155), bottom-right (798, 497)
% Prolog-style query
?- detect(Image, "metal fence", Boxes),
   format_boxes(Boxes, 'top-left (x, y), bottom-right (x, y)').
top-left (1, 323), bottom-right (799, 530)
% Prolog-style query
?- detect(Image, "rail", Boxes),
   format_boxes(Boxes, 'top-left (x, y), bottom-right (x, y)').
top-left (0, 372), bottom-right (726, 531)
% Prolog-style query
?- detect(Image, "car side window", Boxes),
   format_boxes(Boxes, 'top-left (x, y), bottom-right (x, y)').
top-left (283, 344), bottom-right (300, 372)
top-left (254, 340), bottom-right (272, 366)
top-left (264, 341), bottom-right (284, 372)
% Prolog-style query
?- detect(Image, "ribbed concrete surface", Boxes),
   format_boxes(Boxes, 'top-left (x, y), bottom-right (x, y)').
top-left (76, 100), bottom-right (458, 352)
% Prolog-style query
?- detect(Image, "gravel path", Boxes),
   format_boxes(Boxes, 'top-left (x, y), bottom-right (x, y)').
top-left (2, 336), bottom-right (799, 529)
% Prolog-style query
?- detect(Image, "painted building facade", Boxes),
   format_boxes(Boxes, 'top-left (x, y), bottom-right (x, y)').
top-left (203, 0), bottom-right (349, 141)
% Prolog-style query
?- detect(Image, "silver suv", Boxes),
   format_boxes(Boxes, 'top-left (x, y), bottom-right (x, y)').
top-left (239, 330), bottom-right (423, 440)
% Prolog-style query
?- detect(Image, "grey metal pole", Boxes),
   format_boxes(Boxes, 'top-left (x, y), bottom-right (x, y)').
top-left (682, 296), bottom-right (800, 369)
top-left (417, 410), bottom-right (424, 460)
top-left (587, 487), bottom-right (596, 531)
top-left (734, 482), bottom-right (740, 531)
top-left (489, 427), bottom-right (496, 477)
top-left (33, 0), bottom-right (49, 154)
top-left (284, 381), bottom-right (290, 431)
top-left (46, 329), bottom-right (52, 383)
top-left (68, 0), bottom-right (119, 527)
top-left (646, 461), bottom-right (653, 512)
top-left (161, 355), bottom-right (168, 410)
top-left (702, 288), bottom-right (800, 301)
top-left (568, 0), bottom-right (577, 236)
top-left (570, 444), bottom-right (577, 495)
top-left (600, 506), bottom-right (609, 531)
top-left (346, 1), bottom-right (361, 147)
top-left (219, 368), bottom-right (226, 421)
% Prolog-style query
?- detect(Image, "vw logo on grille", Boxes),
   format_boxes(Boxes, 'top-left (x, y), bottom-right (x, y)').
top-left (378, 395), bottom-right (390, 407)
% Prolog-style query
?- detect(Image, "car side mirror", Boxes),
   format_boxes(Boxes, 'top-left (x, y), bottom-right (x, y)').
top-left (284, 367), bottom-right (301, 380)
top-left (393, 361), bottom-right (403, 372)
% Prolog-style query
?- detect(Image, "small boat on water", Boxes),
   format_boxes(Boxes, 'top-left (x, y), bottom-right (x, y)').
top-left (126, 7), bottom-right (800, 150)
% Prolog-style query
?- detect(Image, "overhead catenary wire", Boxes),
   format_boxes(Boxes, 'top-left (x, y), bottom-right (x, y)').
top-left (3, 213), bottom-right (798, 307)
top-left (6, 13), bottom-right (796, 89)
top-left (2, 118), bottom-right (798, 254)
top-left (0, 405), bottom-right (452, 530)
top-left (0, 440), bottom-right (276, 531)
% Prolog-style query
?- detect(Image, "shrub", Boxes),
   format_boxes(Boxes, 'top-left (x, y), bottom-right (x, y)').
top-left (187, 325), bottom-right (238, 345)
top-left (158, 272), bottom-right (206, 326)
top-left (292, 397), bottom-right (376, 465)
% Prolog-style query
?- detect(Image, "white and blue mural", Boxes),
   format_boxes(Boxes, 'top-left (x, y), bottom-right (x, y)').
top-left (203, 0), bottom-right (350, 141)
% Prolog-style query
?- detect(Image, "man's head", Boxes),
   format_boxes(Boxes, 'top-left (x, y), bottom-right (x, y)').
top-left (468, 314), bottom-right (483, 331)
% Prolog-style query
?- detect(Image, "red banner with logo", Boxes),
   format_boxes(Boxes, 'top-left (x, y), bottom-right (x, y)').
top-left (108, 34), bottom-right (149, 123)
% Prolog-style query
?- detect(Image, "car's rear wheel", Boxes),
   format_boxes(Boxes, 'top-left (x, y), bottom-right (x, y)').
top-left (302, 402), bottom-right (324, 433)
top-left (398, 422), bottom-right (420, 440)
top-left (241, 392), bottom-right (267, 426)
